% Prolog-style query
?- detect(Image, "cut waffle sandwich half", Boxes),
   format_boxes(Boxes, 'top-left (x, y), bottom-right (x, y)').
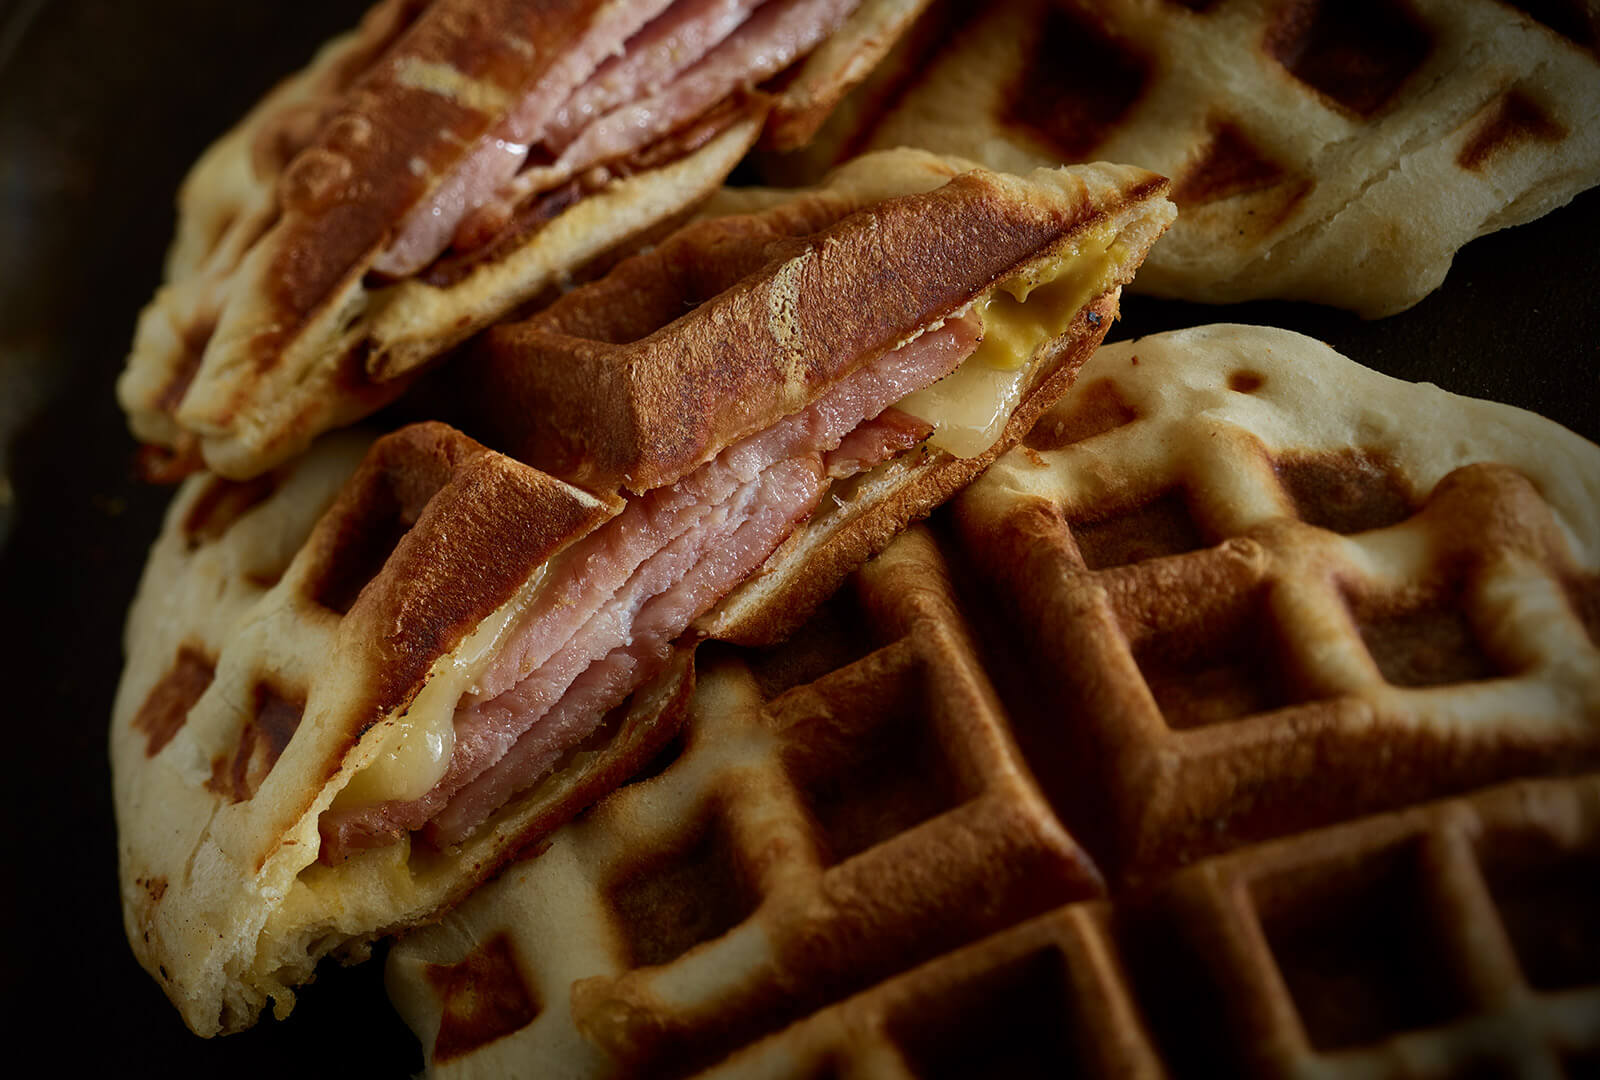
top-left (388, 324), bottom-right (1600, 1077)
top-left (769, 0), bottom-right (1600, 316)
top-left (470, 148), bottom-right (1173, 644)
top-left (116, 0), bottom-right (944, 481)
top-left (112, 154), bottom-right (1172, 1037)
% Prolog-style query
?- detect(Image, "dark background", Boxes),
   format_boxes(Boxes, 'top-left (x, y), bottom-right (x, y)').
top-left (0, 2), bottom-right (1595, 1077)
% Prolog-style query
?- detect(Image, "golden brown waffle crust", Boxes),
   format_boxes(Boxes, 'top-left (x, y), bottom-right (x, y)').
top-left (968, 323), bottom-right (1600, 571)
top-left (111, 423), bottom-right (701, 1035)
top-left (956, 323), bottom-right (1600, 875)
top-left (480, 149), bottom-right (1174, 643)
top-left (486, 154), bottom-right (1170, 495)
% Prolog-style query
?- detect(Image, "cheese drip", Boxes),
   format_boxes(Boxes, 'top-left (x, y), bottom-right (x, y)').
top-left (332, 575), bottom-right (539, 807)
top-left (896, 227), bottom-right (1125, 458)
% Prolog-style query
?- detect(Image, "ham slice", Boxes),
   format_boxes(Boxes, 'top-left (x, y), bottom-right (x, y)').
top-left (317, 312), bottom-right (981, 860)
top-left (375, 0), bottom-right (862, 277)
top-left (465, 0), bottom-right (861, 244)
top-left (545, 0), bottom-right (768, 147)
top-left (372, 0), bottom-right (674, 277)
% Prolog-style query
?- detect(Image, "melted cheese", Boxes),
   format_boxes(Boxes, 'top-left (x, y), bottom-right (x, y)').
top-left (896, 226), bottom-right (1125, 458)
top-left (332, 574), bottom-right (541, 807)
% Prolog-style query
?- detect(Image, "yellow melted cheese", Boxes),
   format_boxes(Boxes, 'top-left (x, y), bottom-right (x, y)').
top-left (896, 226), bottom-right (1125, 459)
top-left (332, 578), bottom-right (539, 808)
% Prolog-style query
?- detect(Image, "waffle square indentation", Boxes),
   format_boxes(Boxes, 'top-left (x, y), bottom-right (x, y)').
top-left (1173, 124), bottom-right (1292, 206)
top-left (181, 472), bottom-right (280, 548)
top-left (131, 646), bottom-right (215, 757)
top-left (1004, 5), bottom-right (1148, 161)
top-left (1347, 589), bottom-right (1502, 688)
top-left (1025, 377), bottom-right (1139, 452)
top-left (1070, 489), bottom-right (1207, 570)
top-left (423, 933), bottom-right (541, 1062)
top-left (887, 947), bottom-right (1081, 1078)
top-left (604, 812), bottom-right (756, 969)
top-left (1263, 0), bottom-right (1432, 116)
top-left (745, 593), bottom-right (877, 699)
top-left (1276, 450), bottom-right (1416, 534)
top-left (1458, 90), bottom-right (1568, 171)
top-left (208, 683), bottom-right (305, 802)
top-left (1132, 586), bottom-right (1299, 729)
top-left (1255, 838), bottom-right (1473, 1050)
top-left (307, 481), bottom-right (418, 615)
top-left (782, 658), bottom-right (966, 864)
top-left (1480, 829), bottom-right (1600, 992)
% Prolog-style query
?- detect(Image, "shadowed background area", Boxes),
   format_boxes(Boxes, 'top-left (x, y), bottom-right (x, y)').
top-left (0, 1), bottom-right (1594, 1076)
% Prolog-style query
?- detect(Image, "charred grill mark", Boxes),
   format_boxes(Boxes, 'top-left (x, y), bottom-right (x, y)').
top-left (425, 933), bottom-right (541, 1060)
top-left (1263, 0), bottom-right (1432, 117)
top-left (1025, 377), bottom-right (1139, 452)
top-left (1496, 0), bottom-right (1600, 51)
top-left (156, 321), bottom-right (213, 419)
top-left (181, 473), bottom-right (281, 548)
top-left (132, 647), bottom-right (216, 757)
top-left (1174, 124), bottom-right (1287, 205)
top-left (206, 683), bottom-right (307, 802)
top-left (1004, 5), bottom-right (1149, 161)
top-left (1458, 90), bottom-right (1567, 171)
top-left (135, 439), bottom-right (206, 485)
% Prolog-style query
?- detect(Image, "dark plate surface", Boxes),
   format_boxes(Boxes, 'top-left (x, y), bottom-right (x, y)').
top-left (0, 3), bottom-right (1595, 1077)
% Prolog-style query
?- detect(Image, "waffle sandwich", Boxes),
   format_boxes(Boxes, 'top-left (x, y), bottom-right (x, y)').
top-left (770, 0), bottom-right (1600, 316)
top-left (111, 154), bottom-right (1173, 1036)
top-left (388, 324), bottom-right (1600, 1076)
top-left (115, 0), bottom-right (944, 481)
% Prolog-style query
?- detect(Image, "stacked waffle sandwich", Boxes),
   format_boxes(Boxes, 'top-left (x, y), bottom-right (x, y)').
top-left (118, 0), bottom-right (947, 480)
top-left (111, 143), bottom-right (1174, 1033)
top-left (104, 0), bottom-right (1600, 1073)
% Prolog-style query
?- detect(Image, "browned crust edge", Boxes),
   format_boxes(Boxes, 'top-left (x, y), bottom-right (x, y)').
top-left (481, 170), bottom-right (1165, 496)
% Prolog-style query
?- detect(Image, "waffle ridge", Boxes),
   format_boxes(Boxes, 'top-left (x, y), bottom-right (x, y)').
top-left (474, 148), bottom-right (1174, 646)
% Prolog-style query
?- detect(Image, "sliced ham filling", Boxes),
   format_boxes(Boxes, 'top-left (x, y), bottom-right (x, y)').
top-left (318, 312), bottom-right (980, 861)
top-left (373, 0), bottom-right (862, 277)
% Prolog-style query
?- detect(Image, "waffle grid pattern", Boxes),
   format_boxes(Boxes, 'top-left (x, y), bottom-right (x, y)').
top-left (118, 437), bottom-right (366, 799)
top-left (784, 0), bottom-right (1600, 314)
top-left (702, 774), bottom-right (1600, 1079)
top-left (955, 332), bottom-right (1600, 882)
